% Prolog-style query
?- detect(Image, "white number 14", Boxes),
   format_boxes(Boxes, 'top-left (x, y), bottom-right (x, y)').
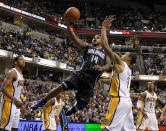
top-left (91, 55), bottom-right (99, 64)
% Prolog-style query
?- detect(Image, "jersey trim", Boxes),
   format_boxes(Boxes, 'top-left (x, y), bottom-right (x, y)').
top-left (109, 73), bottom-right (120, 96)
top-left (4, 102), bottom-right (12, 129)
top-left (117, 75), bottom-right (120, 96)
top-left (101, 97), bottom-right (120, 128)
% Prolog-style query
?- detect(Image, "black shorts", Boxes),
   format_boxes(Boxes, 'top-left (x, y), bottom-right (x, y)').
top-left (62, 71), bottom-right (96, 104)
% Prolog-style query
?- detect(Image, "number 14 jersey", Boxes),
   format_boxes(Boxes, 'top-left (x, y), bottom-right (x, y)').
top-left (80, 45), bottom-right (107, 78)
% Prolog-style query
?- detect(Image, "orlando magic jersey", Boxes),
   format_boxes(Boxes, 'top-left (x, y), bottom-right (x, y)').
top-left (80, 44), bottom-right (107, 78)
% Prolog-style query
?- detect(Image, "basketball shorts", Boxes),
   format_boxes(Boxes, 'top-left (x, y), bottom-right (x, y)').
top-left (42, 113), bottom-right (57, 130)
top-left (62, 71), bottom-right (95, 106)
top-left (101, 97), bottom-right (136, 131)
top-left (0, 100), bottom-right (20, 130)
top-left (137, 111), bottom-right (158, 130)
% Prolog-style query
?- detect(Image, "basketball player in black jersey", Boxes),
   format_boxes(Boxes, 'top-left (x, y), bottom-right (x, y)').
top-left (31, 16), bottom-right (112, 116)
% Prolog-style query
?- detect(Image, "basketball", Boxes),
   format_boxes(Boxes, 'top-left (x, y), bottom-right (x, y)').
top-left (64, 7), bottom-right (80, 22)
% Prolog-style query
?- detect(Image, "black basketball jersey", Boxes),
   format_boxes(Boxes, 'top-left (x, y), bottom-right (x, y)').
top-left (79, 44), bottom-right (107, 79)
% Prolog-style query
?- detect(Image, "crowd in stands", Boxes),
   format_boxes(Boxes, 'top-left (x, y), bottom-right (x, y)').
top-left (1, 0), bottom-right (166, 76)
top-left (1, 21), bottom-right (166, 76)
top-left (0, 27), bottom-right (82, 67)
top-left (0, 0), bottom-right (165, 129)
top-left (144, 54), bottom-right (166, 75)
top-left (96, 7), bottom-right (166, 32)
top-left (15, 77), bottom-right (165, 125)
top-left (1, 0), bottom-right (166, 32)
top-left (17, 78), bottom-right (109, 123)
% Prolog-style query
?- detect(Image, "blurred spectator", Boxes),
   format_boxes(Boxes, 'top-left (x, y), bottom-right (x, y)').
top-left (0, 27), bottom-right (82, 67)
top-left (1, 0), bottom-right (166, 32)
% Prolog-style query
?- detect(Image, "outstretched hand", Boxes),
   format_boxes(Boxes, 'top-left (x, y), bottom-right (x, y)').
top-left (102, 16), bottom-right (115, 29)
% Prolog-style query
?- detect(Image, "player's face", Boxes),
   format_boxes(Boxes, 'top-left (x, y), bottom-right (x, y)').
top-left (148, 82), bottom-right (155, 91)
top-left (16, 56), bottom-right (25, 68)
top-left (92, 35), bottom-right (101, 46)
top-left (57, 94), bottom-right (62, 99)
top-left (65, 95), bottom-right (69, 101)
top-left (121, 52), bottom-right (132, 63)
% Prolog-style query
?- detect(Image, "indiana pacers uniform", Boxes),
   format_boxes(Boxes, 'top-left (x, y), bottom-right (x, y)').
top-left (0, 68), bottom-right (24, 130)
top-left (102, 62), bottom-right (136, 131)
top-left (137, 91), bottom-right (158, 130)
top-left (43, 97), bottom-right (64, 130)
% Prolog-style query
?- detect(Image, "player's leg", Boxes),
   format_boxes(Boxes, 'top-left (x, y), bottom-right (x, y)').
top-left (103, 97), bottom-right (136, 131)
top-left (11, 108), bottom-right (21, 131)
top-left (49, 117), bottom-right (57, 131)
top-left (44, 84), bottom-right (65, 102)
top-left (59, 109), bottom-right (68, 130)
top-left (122, 101), bottom-right (136, 131)
top-left (0, 101), bottom-right (15, 131)
top-left (65, 93), bottom-right (90, 116)
top-left (101, 97), bottom-right (122, 131)
top-left (31, 73), bottom-right (80, 110)
top-left (31, 84), bottom-right (65, 110)
top-left (43, 113), bottom-right (52, 131)
top-left (138, 112), bottom-right (149, 131)
top-left (137, 112), bottom-right (145, 131)
top-left (148, 112), bottom-right (159, 131)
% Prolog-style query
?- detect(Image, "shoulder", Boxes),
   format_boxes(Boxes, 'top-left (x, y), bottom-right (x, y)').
top-left (141, 91), bottom-right (147, 98)
top-left (7, 69), bottom-right (17, 79)
top-left (49, 98), bottom-right (55, 105)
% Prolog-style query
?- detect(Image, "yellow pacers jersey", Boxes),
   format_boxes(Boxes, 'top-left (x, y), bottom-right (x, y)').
top-left (109, 62), bottom-right (131, 97)
top-left (3, 68), bottom-right (24, 102)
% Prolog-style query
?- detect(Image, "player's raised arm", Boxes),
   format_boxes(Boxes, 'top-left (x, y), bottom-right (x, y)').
top-left (64, 17), bottom-right (88, 49)
top-left (101, 16), bottom-right (123, 65)
top-left (1, 70), bottom-right (22, 108)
